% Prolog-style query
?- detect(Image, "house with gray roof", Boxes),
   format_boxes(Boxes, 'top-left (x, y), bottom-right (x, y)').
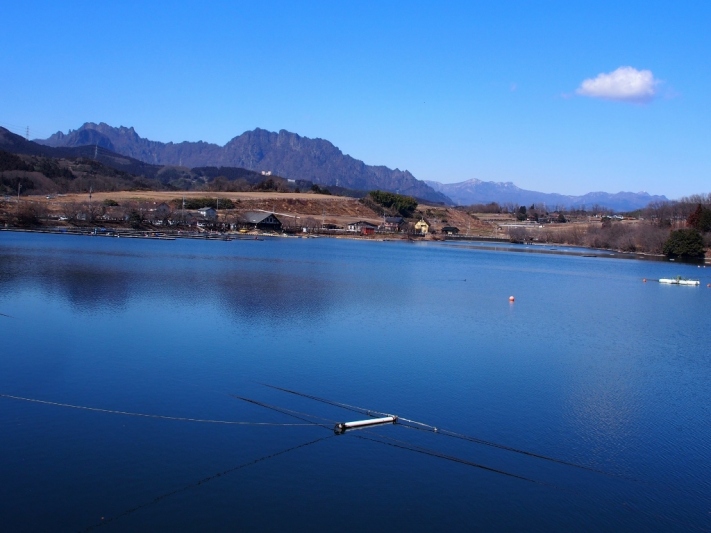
top-left (237, 211), bottom-right (283, 231)
top-left (381, 216), bottom-right (406, 232)
top-left (197, 206), bottom-right (217, 220)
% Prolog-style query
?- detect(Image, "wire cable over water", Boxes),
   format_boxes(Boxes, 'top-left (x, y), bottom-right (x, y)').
top-left (397, 423), bottom-right (614, 477)
top-left (230, 394), bottom-right (336, 430)
top-left (82, 434), bottom-right (334, 532)
top-left (0, 394), bottom-right (318, 426)
top-left (235, 393), bottom-right (554, 486)
top-left (260, 383), bottom-right (392, 418)
top-left (261, 383), bottom-right (616, 476)
top-left (354, 433), bottom-right (547, 486)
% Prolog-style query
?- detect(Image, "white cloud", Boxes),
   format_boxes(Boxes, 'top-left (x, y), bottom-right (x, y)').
top-left (576, 66), bottom-right (659, 102)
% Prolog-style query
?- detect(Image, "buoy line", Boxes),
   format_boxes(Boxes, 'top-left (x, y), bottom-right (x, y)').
top-left (356, 431), bottom-right (700, 529)
top-left (235, 395), bottom-right (553, 485)
top-left (0, 394), bottom-right (318, 426)
top-left (261, 383), bottom-right (618, 476)
top-left (260, 383), bottom-right (394, 418)
top-left (397, 423), bottom-right (614, 477)
top-left (354, 433), bottom-right (549, 486)
top-left (231, 394), bottom-right (336, 430)
top-left (82, 434), bottom-right (334, 532)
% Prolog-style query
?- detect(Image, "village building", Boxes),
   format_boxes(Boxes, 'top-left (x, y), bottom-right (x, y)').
top-left (146, 202), bottom-right (172, 225)
top-left (237, 211), bottom-right (283, 232)
top-left (414, 219), bottom-right (429, 234)
top-left (155, 202), bottom-right (171, 217)
top-left (381, 216), bottom-right (405, 232)
top-left (347, 221), bottom-right (378, 234)
top-left (441, 226), bottom-right (460, 235)
top-left (197, 207), bottom-right (217, 220)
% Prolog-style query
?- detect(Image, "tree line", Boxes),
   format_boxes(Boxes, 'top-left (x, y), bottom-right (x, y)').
top-left (507, 194), bottom-right (711, 259)
top-left (363, 190), bottom-right (418, 217)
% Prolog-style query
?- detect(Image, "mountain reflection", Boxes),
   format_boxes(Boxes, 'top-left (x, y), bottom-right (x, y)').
top-left (0, 244), bottom-right (336, 322)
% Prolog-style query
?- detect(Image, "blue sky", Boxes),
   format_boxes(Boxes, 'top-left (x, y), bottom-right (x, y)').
top-left (2, 1), bottom-right (709, 198)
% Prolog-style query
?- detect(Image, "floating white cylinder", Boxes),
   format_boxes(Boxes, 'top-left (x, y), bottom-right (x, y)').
top-left (334, 416), bottom-right (397, 434)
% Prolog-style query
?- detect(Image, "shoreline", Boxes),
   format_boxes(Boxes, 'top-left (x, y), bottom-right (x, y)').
top-left (2, 226), bottom-right (699, 264)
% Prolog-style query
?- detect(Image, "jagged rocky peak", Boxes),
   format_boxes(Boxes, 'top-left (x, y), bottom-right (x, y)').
top-left (36, 123), bottom-right (452, 204)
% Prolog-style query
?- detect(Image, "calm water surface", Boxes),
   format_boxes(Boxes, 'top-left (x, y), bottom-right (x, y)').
top-left (0, 232), bottom-right (709, 532)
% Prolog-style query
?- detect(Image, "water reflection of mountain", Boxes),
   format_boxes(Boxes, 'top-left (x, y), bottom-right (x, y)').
top-left (0, 245), bottom-right (337, 322)
top-left (0, 252), bottom-right (133, 312)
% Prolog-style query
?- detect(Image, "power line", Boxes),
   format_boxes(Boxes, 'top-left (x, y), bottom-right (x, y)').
top-left (0, 120), bottom-right (55, 140)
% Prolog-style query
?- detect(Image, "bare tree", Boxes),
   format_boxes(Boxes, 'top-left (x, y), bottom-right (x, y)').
top-left (508, 227), bottom-right (528, 243)
top-left (635, 224), bottom-right (670, 254)
top-left (61, 202), bottom-right (83, 222)
top-left (86, 202), bottom-right (105, 223)
top-left (303, 217), bottom-right (319, 230)
top-left (560, 224), bottom-right (585, 245)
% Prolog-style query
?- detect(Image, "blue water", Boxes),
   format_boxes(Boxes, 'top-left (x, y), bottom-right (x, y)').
top-left (1, 232), bottom-right (709, 532)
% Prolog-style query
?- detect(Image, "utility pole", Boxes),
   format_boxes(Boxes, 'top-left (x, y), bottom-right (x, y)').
top-left (25, 127), bottom-right (29, 141)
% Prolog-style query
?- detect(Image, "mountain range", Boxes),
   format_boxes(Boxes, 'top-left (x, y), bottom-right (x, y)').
top-left (37, 122), bottom-right (668, 211)
top-left (0, 126), bottom-right (305, 195)
top-left (425, 179), bottom-right (668, 212)
top-left (39, 123), bottom-right (450, 204)
top-left (0, 126), bottom-right (164, 178)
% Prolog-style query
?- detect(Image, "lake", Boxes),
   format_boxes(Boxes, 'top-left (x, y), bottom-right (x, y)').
top-left (0, 232), bottom-right (709, 532)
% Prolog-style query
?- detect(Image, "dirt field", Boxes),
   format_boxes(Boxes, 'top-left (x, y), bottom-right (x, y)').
top-left (21, 191), bottom-right (381, 226)
top-left (18, 191), bottom-right (494, 234)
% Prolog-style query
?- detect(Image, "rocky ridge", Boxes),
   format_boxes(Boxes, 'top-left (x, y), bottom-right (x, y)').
top-left (40, 123), bottom-right (451, 204)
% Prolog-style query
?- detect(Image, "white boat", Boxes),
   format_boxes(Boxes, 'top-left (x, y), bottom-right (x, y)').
top-left (659, 276), bottom-right (700, 286)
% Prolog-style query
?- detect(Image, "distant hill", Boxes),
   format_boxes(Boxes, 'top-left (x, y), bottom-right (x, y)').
top-left (0, 127), bottom-right (296, 195)
top-left (1, 126), bottom-right (164, 178)
top-left (426, 178), bottom-right (668, 212)
top-left (40, 123), bottom-right (451, 204)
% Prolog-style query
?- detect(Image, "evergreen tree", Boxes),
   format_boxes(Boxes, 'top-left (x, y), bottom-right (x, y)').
top-left (663, 229), bottom-right (705, 258)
